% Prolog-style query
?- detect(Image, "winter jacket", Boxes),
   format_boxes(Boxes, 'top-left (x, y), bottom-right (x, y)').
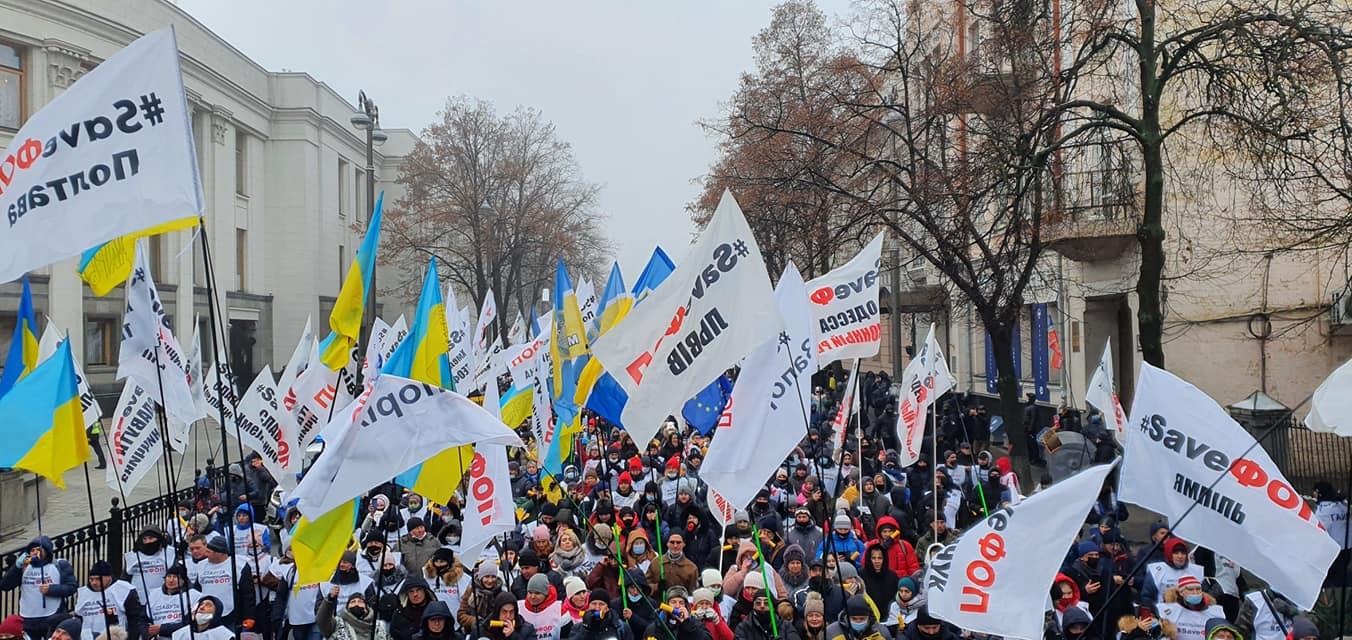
top-left (826, 620), bottom-right (893, 640)
top-left (784, 525), bottom-right (822, 563)
top-left (735, 613), bottom-right (801, 640)
top-left (317, 596), bottom-right (391, 640)
top-left (723, 542), bottom-right (789, 601)
top-left (815, 532), bottom-right (866, 569)
top-left (863, 518), bottom-right (919, 579)
top-left (567, 610), bottom-right (633, 640)
top-left (386, 577), bottom-right (434, 640)
top-left (0, 536), bottom-right (79, 622)
top-left (644, 554), bottom-right (699, 597)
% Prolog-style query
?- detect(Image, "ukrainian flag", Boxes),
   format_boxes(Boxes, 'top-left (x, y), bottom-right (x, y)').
top-left (549, 260), bottom-right (589, 469)
top-left (0, 276), bottom-right (40, 399)
top-left (500, 384), bottom-right (533, 428)
top-left (0, 340), bottom-right (90, 488)
top-left (594, 262), bottom-right (632, 336)
top-left (385, 257), bottom-right (473, 505)
top-left (77, 217), bottom-right (199, 297)
top-left (631, 246), bottom-right (676, 302)
top-left (292, 498), bottom-right (359, 587)
top-left (319, 192), bottom-right (384, 371)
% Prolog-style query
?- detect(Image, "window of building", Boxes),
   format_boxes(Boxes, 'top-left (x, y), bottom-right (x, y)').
top-left (0, 42), bottom-right (23, 131)
top-left (235, 228), bottom-right (247, 290)
top-left (84, 317), bottom-right (117, 366)
top-left (338, 158), bottom-right (349, 218)
top-left (235, 130), bottom-right (248, 196)
top-left (338, 244), bottom-right (346, 286)
top-left (355, 168), bottom-right (366, 223)
top-left (148, 234), bottom-right (165, 283)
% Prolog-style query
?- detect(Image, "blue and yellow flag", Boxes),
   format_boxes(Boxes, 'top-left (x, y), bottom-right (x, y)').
top-left (292, 498), bottom-right (359, 587)
top-left (549, 260), bottom-right (590, 469)
top-left (0, 276), bottom-right (40, 399)
top-left (319, 192), bottom-right (384, 371)
top-left (594, 262), bottom-right (633, 336)
top-left (78, 217), bottom-right (199, 297)
top-left (385, 257), bottom-right (473, 505)
top-left (0, 340), bottom-right (90, 488)
top-left (631, 246), bottom-right (676, 302)
top-left (500, 384), bottom-right (533, 428)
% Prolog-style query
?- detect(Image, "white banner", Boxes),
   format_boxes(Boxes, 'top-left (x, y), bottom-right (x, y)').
top-left (830, 360), bottom-right (860, 466)
top-left (926, 462), bottom-right (1116, 640)
top-left (292, 373), bottom-right (525, 516)
top-left (283, 340), bottom-right (342, 452)
top-left (1119, 364), bottom-right (1339, 610)
top-left (231, 366), bottom-right (290, 484)
top-left (38, 322), bottom-right (101, 428)
top-left (503, 317), bottom-right (552, 390)
top-left (202, 328), bottom-right (239, 430)
top-left (896, 324), bottom-right (954, 467)
top-left (576, 277), bottom-right (598, 332)
top-left (275, 317), bottom-right (314, 486)
top-left (703, 262), bottom-right (816, 513)
top-left (528, 346), bottom-right (556, 465)
top-left (592, 190), bottom-right (782, 447)
top-left (117, 246), bottom-right (204, 427)
top-left (507, 312), bottom-right (527, 347)
top-left (472, 290), bottom-right (498, 376)
top-left (461, 381), bottom-right (517, 558)
top-left (1085, 342), bottom-right (1128, 444)
top-left (0, 28), bottom-right (203, 284)
top-left (709, 487), bottom-right (737, 530)
top-left (471, 336), bottom-right (505, 392)
top-left (105, 383), bottom-right (164, 495)
top-left (447, 293), bottom-right (474, 386)
top-left (1306, 357), bottom-right (1352, 436)
top-left (805, 233), bottom-right (884, 364)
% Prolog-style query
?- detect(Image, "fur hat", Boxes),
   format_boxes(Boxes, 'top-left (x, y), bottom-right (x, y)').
top-left (803, 592), bottom-right (824, 616)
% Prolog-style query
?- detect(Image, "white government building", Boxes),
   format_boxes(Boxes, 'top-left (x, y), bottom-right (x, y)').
top-left (0, 0), bottom-right (416, 410)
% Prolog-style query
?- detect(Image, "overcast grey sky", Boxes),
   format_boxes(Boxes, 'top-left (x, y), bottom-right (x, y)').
top-left (175, 0), bottom-right (851, 278)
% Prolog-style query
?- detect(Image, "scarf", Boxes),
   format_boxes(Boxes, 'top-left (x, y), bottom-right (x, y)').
top-left (552, 543), bottom-right (586, 571)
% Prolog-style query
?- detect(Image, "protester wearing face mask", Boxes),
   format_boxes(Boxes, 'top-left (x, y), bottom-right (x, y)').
top-left (318, 591), bottom-right (389, 640)
top-left (323, 552), bottom-right (376, 615)
top-left (422, 548), bottom-right (470, 613)
top-left (145, 564), bottom-right (204, 639)
top-left (74, 560), bottom-right (145, 640)
top-left (900, 608), bottom-right (955, 640)
top-left (791, 562), bottom-right (844, 623)
top-left (826, 594), bottom-right (889, 640)
top-left (170, 596), bottom-right (233, 640)
top-left (125, 527), bottom-right (175, 604)
top-left (691, 587), bottom-right (733, 640)
top-left (569, 589), bottom-right (634, 640)
top-left (1158, 576), bottom-right (1224, 640)
top-left (815, 515), bottom-right (865, 569)
top-left (1140, 538), bottom-right (1201, 605)
top-left (621, 528), bottom-right (655, 574)
top-left (1059, 607), bottom-right (1096, 640)
top-left (0, 536), bottom-right (79, 640)
top-left (642, 587), bottom-right (705, 640)
top-left (644, 533), bottom-right (698, 596)
top-left (732, 591), bottom-right (796, 640)
top-left (400, 518), bottom-right (438, 576)
top-left (784, 509), bottom-right (822, 561)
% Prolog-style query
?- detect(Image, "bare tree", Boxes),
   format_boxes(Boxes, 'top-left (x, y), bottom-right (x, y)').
top-left (386, 97), bottom-right (612, 335)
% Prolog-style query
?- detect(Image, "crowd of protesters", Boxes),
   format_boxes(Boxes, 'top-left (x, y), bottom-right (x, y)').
top-left (2, 370), bottom-right (1347, 640)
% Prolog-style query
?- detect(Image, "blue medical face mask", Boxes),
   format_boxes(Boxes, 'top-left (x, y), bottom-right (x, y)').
top-left (850, 620), bottom-right (869, 632)
top-left (1183, 593), bottom-right (1204, 606)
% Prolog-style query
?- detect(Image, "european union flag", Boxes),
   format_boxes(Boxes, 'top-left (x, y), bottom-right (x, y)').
top-left (682, 374), bottom-right (733, 436)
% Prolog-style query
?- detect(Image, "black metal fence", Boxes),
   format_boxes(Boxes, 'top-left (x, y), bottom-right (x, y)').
top-left (0, 468), bottom-right (223, 618)
top-left (1258, 417), bottom-right (1352, 496)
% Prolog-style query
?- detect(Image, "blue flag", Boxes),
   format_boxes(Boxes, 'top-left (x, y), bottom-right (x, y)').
top-left (682, 375), bottom-right (733, 436)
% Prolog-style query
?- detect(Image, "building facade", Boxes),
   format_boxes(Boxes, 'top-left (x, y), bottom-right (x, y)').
top-left (0, 0), bottom-right (416, 406)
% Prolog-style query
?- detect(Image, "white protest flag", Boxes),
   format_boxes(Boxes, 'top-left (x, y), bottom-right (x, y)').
top-left (472, 336), bottom-right (505, 392)
top-left (184, 315), bottom-right (209, 416)
top-left (202, 319), bottom-right (239, 429)
top-left (703, 262), bottom-right (816, 513)
top-left (472, 290), bottom-right (498, 375)
top-left (117, 245), bottom-right (204, 426)
top-left (1085, 342), bottom-right (1128, 444)
top-left (576, 277), bottom-right (598, 333)
top-left (38, 320), bottom-right (102, 428)
top-left (709, 487), bottom-right (738, 529)
top-left (926, 462), bottom-right (1115, 640)
top-left (0, 27), bottom-right (203, 284)
top-left (292, 372), bottom-right (525, 516)
top-left (459, 380), bottom-right (518, 564)
top-left (507, 312), bottom-right (527, 347)
top-left (275, 318), bottom-right (315, 486)
top-left (232, 366), bottom-right (291, 484)
top-left (896, 324), bottom-right (954, 467)
top-left (447, 293), bottom-right (474, 385)
top-left (1119, 364), bottom-right (1339, 609)
top-left (592, 190), bottom-right (782, 446)
top-left (359, 317), bottom-right (392, 384)
top-left (527, 346), bottom-right (557, 465)
top-left (805, 232), bottom-right (884, 364)
top-left (105, 382), bottom-right (164, 494)
top-left (1306, 357), bottom-right (1352, 436)
top-left (830, 360), bottom-right (861, 466)
top-left (284, 338), bottom-right (342, 452)
top-left (503, 317), bottom-right (552, 390)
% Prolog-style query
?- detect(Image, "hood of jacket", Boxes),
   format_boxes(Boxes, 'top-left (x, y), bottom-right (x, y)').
top-left (233, 503), bottom-right (256, 529)
top-left (873, 515), bottom-right (901, 540)
top-left (26, 536), bottom-right (55, 567)
top-left (194, 595), bottom-right (226, 629)
top-left (1052, 572), bottom-right (1082, 611)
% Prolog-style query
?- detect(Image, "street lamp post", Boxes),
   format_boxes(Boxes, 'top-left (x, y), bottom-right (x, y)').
top-left (350, 91), bottom-right (385, 367)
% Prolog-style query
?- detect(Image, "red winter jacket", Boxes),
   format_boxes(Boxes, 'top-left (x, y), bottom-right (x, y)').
top-left (864, 516), bottom-right (920, 578)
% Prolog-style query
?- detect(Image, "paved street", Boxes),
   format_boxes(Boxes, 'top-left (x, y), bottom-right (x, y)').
top-left (4, 421), bottom-right (252, 547)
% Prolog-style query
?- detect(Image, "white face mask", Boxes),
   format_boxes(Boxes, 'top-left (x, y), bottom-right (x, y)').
top-left (194, 613), bottom-right (213, 625)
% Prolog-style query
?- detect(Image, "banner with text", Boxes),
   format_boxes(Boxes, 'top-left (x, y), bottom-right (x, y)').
top-left (805, 233), bottom-right (884, 364)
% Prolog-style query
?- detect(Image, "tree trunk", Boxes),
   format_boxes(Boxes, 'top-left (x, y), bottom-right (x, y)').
top-left (1136, 1), bottom-right (1166, 369)
top-left (989, 322), bottom-right (1035, 489)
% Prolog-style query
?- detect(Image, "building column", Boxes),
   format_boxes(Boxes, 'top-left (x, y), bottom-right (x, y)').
top-left (40, 41), bottom-right (92, 351)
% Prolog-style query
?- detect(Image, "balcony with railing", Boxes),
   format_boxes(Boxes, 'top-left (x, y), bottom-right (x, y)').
top-left (1044, 144), bottom-right (1140, 261)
